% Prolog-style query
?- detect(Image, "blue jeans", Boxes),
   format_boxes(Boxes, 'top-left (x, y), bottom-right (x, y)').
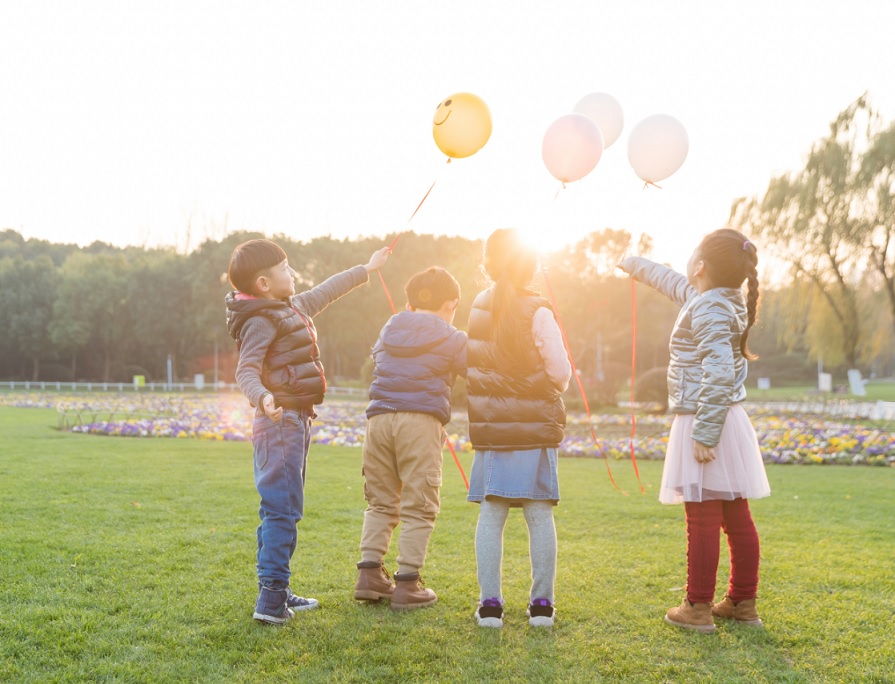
top-left (252, 408), bottom-right (313, 589)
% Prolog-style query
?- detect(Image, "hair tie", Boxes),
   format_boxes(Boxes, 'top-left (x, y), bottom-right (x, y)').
top-left (743, 240), bottom-right (751, 251)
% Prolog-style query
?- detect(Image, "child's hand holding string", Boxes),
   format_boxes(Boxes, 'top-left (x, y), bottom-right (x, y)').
top-left (364, 246), bottom-right (391, 273)
top-left (693, 440), bottom-right (716, 464)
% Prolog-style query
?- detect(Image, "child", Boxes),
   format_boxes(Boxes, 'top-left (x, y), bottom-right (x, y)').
top-left (354, 266), bottom-right (467, 610)
top-left (465, 229), bottom-right (572, 628)
top-left (618, 227), bottom-right (770, 633)
top-left (225, 238), bottom-right (389, 625)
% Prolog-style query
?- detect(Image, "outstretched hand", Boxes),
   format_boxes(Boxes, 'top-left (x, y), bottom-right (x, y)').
top-left (616, 256), bottom-right (634, 274)
top-left (364, 246), bottom-right (391, 273)
top-left (693, 440), bottom-right (716, 464)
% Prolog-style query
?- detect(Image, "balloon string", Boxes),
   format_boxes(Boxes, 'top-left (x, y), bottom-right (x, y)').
top-left (444, 430), bottom-right (469, 491)
top-left (378, 271), bottom-right (397, 314)
top-left (642, 181), bottom-right (663, 190)
top-left (541, 268), bottom-right (626, 495)
top-left (628, 277), bottom-right (645, 493)
top-left (378, 161), bottom-right (450, 311)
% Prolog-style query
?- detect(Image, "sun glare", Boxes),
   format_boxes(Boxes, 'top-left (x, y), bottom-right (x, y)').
top-left (517, 225), bottom-right (570, 256)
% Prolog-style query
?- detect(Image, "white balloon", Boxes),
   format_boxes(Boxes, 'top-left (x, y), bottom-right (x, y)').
top-left (573, 92), bottom-right (624, 148)
top-left (627, 114), bottom-right (689, 184)
top-left (542, 114), bottom-right (604, 184)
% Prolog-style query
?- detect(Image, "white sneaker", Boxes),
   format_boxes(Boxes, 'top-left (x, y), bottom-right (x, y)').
top-left (475, 598), bottom-right (503, 628)
top-left (527, 599), bottom-right (555, 627)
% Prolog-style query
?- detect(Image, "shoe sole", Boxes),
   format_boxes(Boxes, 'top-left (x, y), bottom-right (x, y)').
top-left (288, 602), bottom-right (320, 612)
top-left (354, 590), bottom-right (393, 601)
top-left (664, 615), bottom-right (716, 633)
top-left (712, 613), bottom-right (763, 627)
top-left (253, 612), bottom-right (292, 625)
top-left (476, 616), bottom-right (503, 628)
top-left (390, 597), bottom-right (438, 610)
top-left (528, 616), bottom-right (555, 627)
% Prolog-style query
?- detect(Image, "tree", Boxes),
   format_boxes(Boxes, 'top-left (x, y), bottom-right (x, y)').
top-left (0, 256), bottom-right (59, 380)
top-left (731, 96), bottom-right (879, 368)
top-left (857, 120), bottom-right (895, 339)
top-left (50, 252), bottom-right (130, 382)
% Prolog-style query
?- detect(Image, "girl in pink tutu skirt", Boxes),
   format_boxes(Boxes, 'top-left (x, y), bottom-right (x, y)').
top-left (619, 227), bottom-right (770, 633)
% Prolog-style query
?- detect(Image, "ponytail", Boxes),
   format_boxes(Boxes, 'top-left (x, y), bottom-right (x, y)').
top-left (482, 229), bottom-right (539, 371)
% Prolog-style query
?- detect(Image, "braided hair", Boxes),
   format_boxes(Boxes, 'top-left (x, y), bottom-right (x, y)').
top-left (697, 228), bottom-right (760, 360)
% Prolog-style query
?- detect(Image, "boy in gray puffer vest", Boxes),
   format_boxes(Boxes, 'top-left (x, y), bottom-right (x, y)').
top-left (226, 238), bottom-right (389, 625)
top-left (354, 266), bottom-right (467, 610)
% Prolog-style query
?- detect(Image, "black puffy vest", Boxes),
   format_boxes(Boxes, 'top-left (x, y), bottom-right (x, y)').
top-left (466, 288), bottom-right (566, 450)
top-left (227, 296), bottom-right (326, 409)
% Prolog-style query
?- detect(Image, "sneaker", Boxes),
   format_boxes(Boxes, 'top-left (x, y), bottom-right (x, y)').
top-left (253, 585), bottom-right (294, 625)
top-left (527, 598), bottom-right (555, 627)
top-left (286, 587), bottom-right (319, 612)
top-left (475, 598), bottom-right (504, 628)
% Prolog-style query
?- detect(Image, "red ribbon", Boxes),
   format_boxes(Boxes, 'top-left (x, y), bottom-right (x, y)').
top-left (444, 432), bottom-right (469, 491)
top-left (629, 278), bottom-right (645, 493)
top-left (378, 175), bottom-right (442, 314)
top-left (540, 269), bottom-right (626, 494)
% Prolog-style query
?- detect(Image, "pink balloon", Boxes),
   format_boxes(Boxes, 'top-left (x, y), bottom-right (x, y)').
top-left (542, 113), bottom-right (604, 184)
top-left (573, 92), bottom-right (624, 148)
top-left (627, 114), bottom-right (689, 184)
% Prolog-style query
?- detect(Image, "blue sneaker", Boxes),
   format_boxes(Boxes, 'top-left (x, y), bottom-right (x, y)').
top-left (286, 587), bottom-right (319, 612)
top-left (253, 586), bottom-right (294, 625)
top-left (527, 598), bottom-right (555, 627)
top-left (475, 598), bottom-right (504, 628)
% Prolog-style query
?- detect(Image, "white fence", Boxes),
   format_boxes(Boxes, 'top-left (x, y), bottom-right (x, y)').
top-left (747, 400), bottom-right (895, 421)
top-left (0, 380), bottom-right (366, 397)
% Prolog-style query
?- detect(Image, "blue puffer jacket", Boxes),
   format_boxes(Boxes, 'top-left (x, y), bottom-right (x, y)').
top-left (366, 311), bottom-right (467, 425)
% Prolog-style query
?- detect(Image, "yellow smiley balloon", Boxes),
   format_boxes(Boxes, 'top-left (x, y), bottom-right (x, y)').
top-left (432, 92), bottom-right (492, 159)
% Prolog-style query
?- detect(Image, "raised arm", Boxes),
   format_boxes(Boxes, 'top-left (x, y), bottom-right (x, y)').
top-left (291, 266), bottom-right (369, 317)
top-left (618, 256), bottom-right (696, 307)
top-left (291, 246), bottom-right (389, 317)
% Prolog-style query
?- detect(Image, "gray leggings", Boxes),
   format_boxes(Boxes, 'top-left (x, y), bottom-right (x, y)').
top-left (475, 498), bottom-right (557, 602)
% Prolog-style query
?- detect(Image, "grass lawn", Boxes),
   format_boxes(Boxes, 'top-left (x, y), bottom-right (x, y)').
top-left (1, 407), bottom-right (893, 683)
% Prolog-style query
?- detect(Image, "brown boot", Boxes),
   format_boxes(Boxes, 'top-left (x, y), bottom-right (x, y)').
top-left (354, 561), bottom-right (394, 601)
top-left (712, 595), bottom-right (763, 627)
top-left (664, 598), bottom-right (716, 633)
top-left (390, 572), bottom-right (437, 610)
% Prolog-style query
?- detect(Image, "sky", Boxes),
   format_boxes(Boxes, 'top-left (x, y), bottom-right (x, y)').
top-left (1, 1), bottom-right (893, 274)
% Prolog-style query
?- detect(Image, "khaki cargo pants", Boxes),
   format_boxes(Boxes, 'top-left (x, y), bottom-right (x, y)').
top-left (360, 412), bottom-right (444, 572)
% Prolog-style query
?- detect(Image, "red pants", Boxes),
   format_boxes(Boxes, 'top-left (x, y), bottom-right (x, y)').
top-left (684, 498), bottom-right (760, 604)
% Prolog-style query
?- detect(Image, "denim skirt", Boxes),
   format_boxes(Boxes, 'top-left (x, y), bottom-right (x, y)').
top-left (466, 447), bottom-right (560, 506)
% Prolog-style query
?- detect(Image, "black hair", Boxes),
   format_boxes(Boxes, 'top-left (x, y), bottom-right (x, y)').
top-left (697, 227), bottom-right (761, 360)
top-left (404, 266), bottom-right (461, 311)
top-left (228, 239), bottom-right (288, 295)
top-left (481, 229), bottom-right (539, 369)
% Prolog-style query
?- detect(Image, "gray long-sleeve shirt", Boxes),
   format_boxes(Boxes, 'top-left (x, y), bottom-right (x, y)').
top-left (233, 265), bottom-right (369, 408)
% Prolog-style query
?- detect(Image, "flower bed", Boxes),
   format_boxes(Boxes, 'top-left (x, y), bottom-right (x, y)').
top-left (2, 393), bottom-right (892, 465)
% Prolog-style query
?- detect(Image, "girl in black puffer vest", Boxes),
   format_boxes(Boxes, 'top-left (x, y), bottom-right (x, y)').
top-left (466, 229), bottom-right (571, 629)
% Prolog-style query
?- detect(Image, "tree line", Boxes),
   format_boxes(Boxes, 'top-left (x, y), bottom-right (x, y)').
top-left (2, 99), bottom-right (893, 398)
top-left (1, 225), bottom-right (892, 404)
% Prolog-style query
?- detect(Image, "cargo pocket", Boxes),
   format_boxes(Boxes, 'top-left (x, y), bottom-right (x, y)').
top-left (423, 471), bottom-right (443, 514)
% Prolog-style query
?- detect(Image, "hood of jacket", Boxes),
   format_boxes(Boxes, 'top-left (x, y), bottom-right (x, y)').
top-left (378, 310), bottom-right (456, 358)
top-left (225, 291), bottom-right (291, 343)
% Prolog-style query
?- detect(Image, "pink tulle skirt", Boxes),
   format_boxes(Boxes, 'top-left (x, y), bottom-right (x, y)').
top-left (660, 404), bottom-right (771, 505)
